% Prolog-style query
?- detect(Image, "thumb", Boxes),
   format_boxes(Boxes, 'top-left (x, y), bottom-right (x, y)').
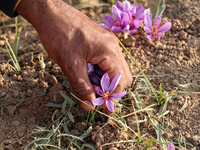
top-left (61, 58), bottom-right (96, 112)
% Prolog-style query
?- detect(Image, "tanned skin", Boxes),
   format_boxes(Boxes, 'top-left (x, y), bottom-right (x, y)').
top-left (15, 0), bottom-right (132, 111)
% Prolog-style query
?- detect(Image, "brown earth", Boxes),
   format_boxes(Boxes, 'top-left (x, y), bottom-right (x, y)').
top-left (0, 0), bottom-right (200, 150)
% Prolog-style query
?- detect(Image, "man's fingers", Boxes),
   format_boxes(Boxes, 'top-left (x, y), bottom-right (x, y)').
top-left (62, 57), bottom-right (95, 111)
top-left (90, 47), bottom-right (132, 94)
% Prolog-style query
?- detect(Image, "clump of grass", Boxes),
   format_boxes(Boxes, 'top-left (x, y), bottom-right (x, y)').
top-left (0, 16), bottom-right (22, 72)
top-left (0, 36), bottom-right (21, 72)
top-left (13, 16), bottom-right (22, 57)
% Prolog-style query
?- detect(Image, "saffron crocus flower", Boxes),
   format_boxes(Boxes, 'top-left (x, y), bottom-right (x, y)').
top-left (143, 15), bottom-right (172, 40)
top-left (168, 143), bottom-right (175, 150)
top-left (115, 1), bottom-right (151, 33)
top-left (99, 5), bottom-right (130, 33)
top-left (87, 63), bottom-right (104, 85)
top-left (92, 72), bottom-right (127, 112)
top-left (167, 143), bottom-right (182, 150)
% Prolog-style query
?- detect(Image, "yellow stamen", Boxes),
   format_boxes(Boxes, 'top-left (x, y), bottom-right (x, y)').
top-left (103, 91), bottom-right (109, 109)
top-left (152, 22), bottom-right (162, 37)
top-left (104, 91), bottom-right (109, 98)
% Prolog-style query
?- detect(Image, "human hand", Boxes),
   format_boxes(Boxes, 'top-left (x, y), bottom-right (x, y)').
top-left (16, 0), bottom-right (132, 111)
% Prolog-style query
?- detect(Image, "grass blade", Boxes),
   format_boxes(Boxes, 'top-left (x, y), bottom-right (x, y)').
top-left (153, 0), bottom-right (161, 19)
top-left (179, 96), bottom-right (188, 113)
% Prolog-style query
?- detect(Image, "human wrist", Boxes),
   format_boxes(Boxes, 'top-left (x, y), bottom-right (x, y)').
top-left (15, 0), bottom-right (59, 29)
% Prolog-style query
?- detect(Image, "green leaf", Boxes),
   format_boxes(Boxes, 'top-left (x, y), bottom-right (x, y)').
top-left (131, 116), bottom-right (147, 124)
top-left (179, 83), bottom-right (200, 90)
top-left (63, 80), bottom-right (72, 92)
top-left (67, 109), bottom-right (74, 123)
top-left (57, 134), bottom-right (84, 142)
top-left (80, 144), bottom-right (96, 150)
top-left (79, 126), bottom-right (92, 140)
top-left (61, 99), bottom-right (68, 113)
top-left (153, 0), bottom-right (161, 19)
top-left (52, 110), bottom-right (57, 122)
top-left (45, 102), bottom-right (62, 108)
top-left (179, 96), bottom-right (189, 113)
top-left (60, 91), bottom-right (75, 107)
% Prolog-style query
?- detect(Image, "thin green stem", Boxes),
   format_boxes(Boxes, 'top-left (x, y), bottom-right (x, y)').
top-left (14, 17), bottom-right (18, 56)
top-left (4, 36), bottom-right (21, 72)
top-left (118, 39), bottom-right (159, 100)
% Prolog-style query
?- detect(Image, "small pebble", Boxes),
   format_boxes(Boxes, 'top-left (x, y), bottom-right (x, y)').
top-left (185, 133), bottom-right (191, 138)
top-left (174, 130), bottom-right (179, 136)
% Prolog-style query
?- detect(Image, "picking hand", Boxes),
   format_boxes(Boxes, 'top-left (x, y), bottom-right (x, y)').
top-left (16, 0), bottom-right (132, 111)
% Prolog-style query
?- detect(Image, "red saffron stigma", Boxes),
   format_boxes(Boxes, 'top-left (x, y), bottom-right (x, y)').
top-left (91, 88), bottom-right (100, 92)
top-left (136, 31), bottom-right (139, 33)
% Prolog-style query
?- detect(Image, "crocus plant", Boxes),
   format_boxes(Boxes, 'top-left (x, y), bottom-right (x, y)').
top-left (99, 1), bottom-right (151, 34)
top-left (92, 72), bottom-right (127, 112)
top-left (168, 143), bottom-right (182, 150)
top-left (98, 0), bottom-right (171, 40)
top-left (143, 15), bottom-right (171, 40)
top-left (168, 143), bottom-right (175, 150)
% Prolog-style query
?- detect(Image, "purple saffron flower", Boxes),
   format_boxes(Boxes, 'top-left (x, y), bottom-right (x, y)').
top-left (114, 1), bottom-right (151, 33)
top-left (87, 63), bottom-right (104, 85)
top-left (92, 72), bottom-right (127, 112)
top-left (99, 5), bottom-right (130, 33)
top-left (167, 143), bottom-right (182, 150)
top-left (143, 15), bottom-right (172, 40)
top-left (168, 143), bottom-right (175, 150)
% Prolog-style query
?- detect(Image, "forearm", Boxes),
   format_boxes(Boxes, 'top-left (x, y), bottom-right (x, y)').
top-left (16, 0), bottom-right (71, 29)
top-left (15, 0), bottom-right (86, 65)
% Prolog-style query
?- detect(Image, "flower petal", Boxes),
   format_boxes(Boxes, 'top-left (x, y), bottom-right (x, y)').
top-left (93, 85), bottom-right (104, 96)
top-left (133, 20), bottom-right (142, 28)
top-left (167, 143), bottom-right (175, 150)
top-left (92, 97), bottom-right (105, 106)
top-left (153, 16), bottom-right (162, 27)
top-left (158, 22), bottom-right (172, 33)
top-left (87, 63), bottom-right (94, 75)
top-left (143, 8), bottom-right (150, 15)
top-left (104, 15), bottom-right (116, 27)
top-left (147, 35), bottom-right (155, 40)
top-left (129, 29), bottom-right (137, 34)
top-left (132, 3), bottom-right (138, 8)
top-left (90, 75), bottom-right (100, 85)
top-left (122, 13), bottom-right (130, 25)
top-left (121, 25), bottom-right (130, 32)
top-left (109, 71), bottom-right (122, 93)
top-left (98, 23), bottom-right (109, 31)
top-left (106, 99), bottom-right (114, 112)
top-left (155, 33), bottom-right (163, 37)
top-left (101, 73), bottom-right (110, 92)
top-left (144, 15), bottom-right (152, 30)
top-left (109, 91), bottom-right (127, 99)
top-left (143, 26), bottom-right (152, 34)
top-left (115, 1), bottom-right (124, 12)
top-left (94, 65), bottom-right (104, 75)
top-left (124, 0), bottom-right (131, 11)
top-left (112, 5), bottom-right (121, 21)
top-left (111, 26), bottom-right (122, 32)
top-left (135, 6), bottom-right (143, 17)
